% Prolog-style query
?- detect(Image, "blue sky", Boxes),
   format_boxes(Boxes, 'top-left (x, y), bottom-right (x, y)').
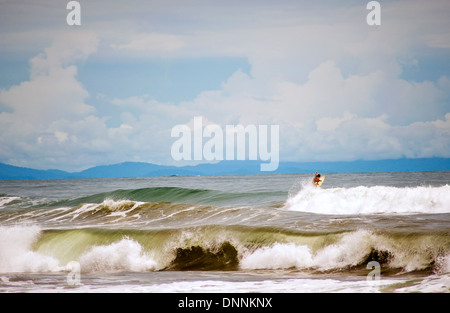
top-left (0, 0), bottom-right (449, 171)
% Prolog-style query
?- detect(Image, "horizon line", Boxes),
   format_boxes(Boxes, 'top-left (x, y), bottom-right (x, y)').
top-left (0, 157), bottom-right (450, 180)
top-left (1, 156), bottom-right (450, 173)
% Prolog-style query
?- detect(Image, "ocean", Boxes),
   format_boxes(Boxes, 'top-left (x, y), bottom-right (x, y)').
top-left (0, 171), bottom-right (449, 293)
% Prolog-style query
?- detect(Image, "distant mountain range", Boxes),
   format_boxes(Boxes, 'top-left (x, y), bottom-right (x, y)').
top-left (0, 158), bottom-right (449, 180)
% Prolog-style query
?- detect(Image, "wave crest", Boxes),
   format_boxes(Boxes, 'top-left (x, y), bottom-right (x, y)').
top-left (285, 183), bottom-right (450, 214)
top-left (2, 226), bottom-right (447, 275)
top-left (79, 238), bottom-right (158, 272)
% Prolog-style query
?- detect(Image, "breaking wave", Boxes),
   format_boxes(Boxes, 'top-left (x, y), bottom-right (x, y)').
top-left (1, 225), bottom-right (448, 275)
top-left (285, 182), bottom-right (450, 215)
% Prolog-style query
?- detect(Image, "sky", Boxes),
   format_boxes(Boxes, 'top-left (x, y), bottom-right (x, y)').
top-left (0, 0), bottom-right (449, 172)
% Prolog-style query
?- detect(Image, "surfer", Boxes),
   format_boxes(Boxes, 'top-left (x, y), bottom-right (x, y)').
top-left (313, 172), bottom-right (321, 183)
top-left (313, 172), bottom-right (325, 186)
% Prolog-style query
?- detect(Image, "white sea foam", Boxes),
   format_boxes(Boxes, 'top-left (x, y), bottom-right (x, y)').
top-left (79, 238), bottom-right (158, 273)
top-left (435, 254), bottom-right (450, 274)
top-left (0, 225), bottom-right (62, 273)
top-left (0, 196), bottom-right (20, 208)
top-left (394, 274), bottom-right (450, 293)
top-left (0, 225), bottom-right (160, 274)
top-left (4, 272), bottom-right (449, 293)
top-left (285, 183), bottom-right (450, 214)
top-left (240, 229), bottom-right (372, 271)
top-left (240, 229), bottom-right (449, 273)
top-left (28, 277), bottom-right (405, 293)
top-left (112, 278), bottom-right (396, 293)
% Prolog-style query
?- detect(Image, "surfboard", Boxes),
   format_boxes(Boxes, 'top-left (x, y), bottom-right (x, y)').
top-left (313, 175), bottom-right (325, 187)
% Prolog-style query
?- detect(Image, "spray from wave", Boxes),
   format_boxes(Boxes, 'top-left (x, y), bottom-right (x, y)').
top-left (240, 229), bottom-right (450, 273)
top-left (79, 238), bottom-right (158, 272)
top-left (0, 225), bottom-right (61, 273)
top-left (285, 181), bottom-right (450, 214)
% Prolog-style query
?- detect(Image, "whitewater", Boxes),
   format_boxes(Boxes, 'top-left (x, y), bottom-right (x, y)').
top-left (0, 171), bottom-right (449, 293)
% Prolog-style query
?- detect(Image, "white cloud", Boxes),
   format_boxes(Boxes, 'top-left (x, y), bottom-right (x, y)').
top-left (54, 131), bottom-right (68, 144)
top-left (0, 32), bottom-right (99, 170)
top-left (316, 112), bottom-right (355, 132)
top-left (111, 33), bottom-right (185, 53)
top-left (165, 57), bottom-right (450, 162)
top-left (0, 31), bottom-right (98, 124)
top-left (30, 32), bottom-right (98, 76)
